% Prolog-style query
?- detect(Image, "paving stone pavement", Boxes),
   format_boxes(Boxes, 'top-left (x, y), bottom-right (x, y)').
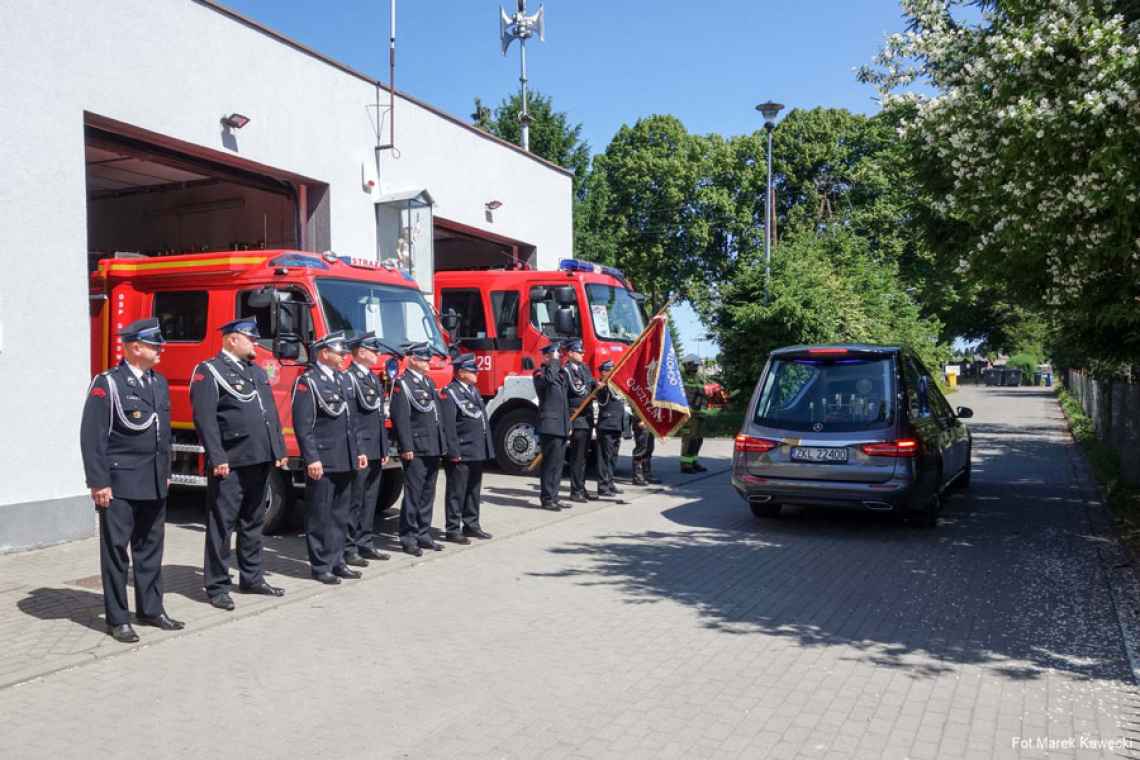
top-left (2, 386), bottom-right (1138, 760)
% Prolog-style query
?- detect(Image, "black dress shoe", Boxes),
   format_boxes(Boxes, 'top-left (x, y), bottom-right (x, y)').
top-left (418, 541), bottom-right (444, 551)
top-left (239, 581), bottom-right (285, 597)
top-left (359, 547), bottom-right (391, 561)
top-left (463, 527), bottom-right (493, 540)
top-left (403, 544), bottom-right (424, 557)
top-left (540, 502), bottom-right (561, 511)
top-left (570, 493), bottom-right (589, 504)
top-left (586, 492), bottom-right (599, 501)
top-left (343, 554), bottom-right (369, 568)
top-left (209, 593), bottom-right (236, 611)
top-left (108, 623), bottom-right (139, 643)
top-left (313, 572), bottom-right (341, 585)
top-left (137, 613), bottom-right (185, 631)
top-left (332, 565), bottom-right (362, 579)
top-left (647, 476), bottom-right (662, 484)
top-left (444, 533), bottom-right (471, 545)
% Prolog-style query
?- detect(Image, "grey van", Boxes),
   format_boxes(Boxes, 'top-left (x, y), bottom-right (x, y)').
top-left (732, 344), bottom-right (972, 526)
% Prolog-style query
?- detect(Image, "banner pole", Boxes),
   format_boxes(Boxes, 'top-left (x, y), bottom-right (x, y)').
top-left (526, 299), bottom-right (675, 473)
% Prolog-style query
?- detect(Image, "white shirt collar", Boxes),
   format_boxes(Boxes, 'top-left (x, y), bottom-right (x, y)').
top-left (221, 349), bottom-right (244, 366)
top-left (406, 368), bottom-right (423, 382)
top-left (123, 361), bottom-right (146, 381)
top-left (353, 361), bottom-right (372, 374)
top-left (317, 363), bottom-right (336, 380)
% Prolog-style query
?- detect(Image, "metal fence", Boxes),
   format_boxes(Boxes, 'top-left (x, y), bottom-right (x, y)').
top-left (1065, 370), bottom-right (1140, 485)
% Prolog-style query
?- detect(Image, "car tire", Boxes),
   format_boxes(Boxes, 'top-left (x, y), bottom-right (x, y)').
top-left (912, 491), bottom-right (942, 528)
top-left (749, 501), bottom-right (782, 519)
top-left (262, 467), bottom-right (296, 535)
top-left (494, 407), bottom-right (540, 476)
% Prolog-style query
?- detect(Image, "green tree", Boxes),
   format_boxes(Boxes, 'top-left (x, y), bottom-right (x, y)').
top-left (472, 91), bottom-right (590, 199)
top-left (860, 0), bottom-right (1140, 369)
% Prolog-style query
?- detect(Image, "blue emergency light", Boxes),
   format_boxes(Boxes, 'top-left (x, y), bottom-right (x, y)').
top-left (558, 258), bottom-right (628, 282)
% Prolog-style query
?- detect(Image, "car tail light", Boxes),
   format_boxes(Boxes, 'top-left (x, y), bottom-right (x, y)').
top-left (861, 438), bottom-right (919, 458)
top-left (735, 434), bottom-right (781, 454)
top-left (806, 347), bottom-right (849, 355)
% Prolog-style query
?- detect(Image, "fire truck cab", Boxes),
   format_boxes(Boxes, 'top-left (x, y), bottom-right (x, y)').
top-left (89, 250), bottom-right (454, 532)
top-left (434, 259), bottom-right (646, 475)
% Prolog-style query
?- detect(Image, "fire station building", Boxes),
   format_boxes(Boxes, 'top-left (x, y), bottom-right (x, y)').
top-left (0, 0), bottom-right (573, 551)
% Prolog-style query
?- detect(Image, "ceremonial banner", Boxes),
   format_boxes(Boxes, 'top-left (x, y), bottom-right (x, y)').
top-left (608, 315), bottom-right (691, 438)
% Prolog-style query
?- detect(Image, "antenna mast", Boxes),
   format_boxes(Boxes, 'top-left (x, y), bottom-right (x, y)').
top-left (499, 1), bottom-right (545, 151)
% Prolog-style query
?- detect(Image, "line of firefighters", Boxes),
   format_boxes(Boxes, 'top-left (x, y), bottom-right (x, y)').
top-left (79, 317), bottom-right (708, 643)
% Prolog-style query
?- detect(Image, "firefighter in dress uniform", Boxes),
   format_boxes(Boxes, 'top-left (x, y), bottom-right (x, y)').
top-left (190, 318), bottom-right (289, 611)
top-left (679, 355), bottom-right (709, 474)
top-left (594, 360), bottom-right (627, 498)
top-left (80, 318), bottom-right (185, 643)
top-left (440, 353), bottom-right (495, 543)
top-left (533, 340), bottom-right (570, 511)
top-left (343, 332), bottom-right (392, 566)
top-left (292, 331), bottom-right (366, 584)
top-left (563, 339), bottom-right (597, 503)
top-left (390, 341), bottom-right (447, 557)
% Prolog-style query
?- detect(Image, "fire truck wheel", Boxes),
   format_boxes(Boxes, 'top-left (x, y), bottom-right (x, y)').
top-left (494, 407), bottom-right (540, 476)
top-left (378, 466), bottom-right (404, 512)
top-left (262, 467), bottom-right (296, 535)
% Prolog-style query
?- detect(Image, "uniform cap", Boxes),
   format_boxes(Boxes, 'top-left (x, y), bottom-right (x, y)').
top-left (118, 318), bottom-right (166, 346)
top-left (220, 318), bottom-right (260, 339)
top-left (312, 331), bottom-right (350, 354)
top-left (562, 339), bottom-right (584, 353)
top-left (404, 341), bottom-right (433, 360)
top-left (599, 360), bottom-right (615, 372)
top-left (452, 353), bottom-right (478, 373)
top-left (540, 341), bottom-right (560, 355)
top-left (347, 331), bottom-right (383, 352)
top-left (683, 354), bottom-right (701, 366)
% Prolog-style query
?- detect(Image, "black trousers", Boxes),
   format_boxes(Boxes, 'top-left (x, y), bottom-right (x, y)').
top-left (568, 428), bottom-right (592, 495)
top-left (99, 497), bottom-right (166, 626)
top-left (305, 470), bottom-right (354, 575)
top-left (632, 425), bottom-right (655, 479)
top-left (204, 461), bottom-right (271, 598)
top-left (444, 460), bottom-right (484, 535)
top-left (596, 429), bottom-right (621, 492)
top-left (539, 434), bottom-right (567, 505)
top-left (398, 455), bottom-right (440, 549)
top-left (348, 459), bottom-right (384, 553)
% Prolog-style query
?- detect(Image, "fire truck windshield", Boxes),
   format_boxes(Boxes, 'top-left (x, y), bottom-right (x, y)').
top-left (585, 284), bottom-right (645, 343)
top-left (317, 278), bottom-right (447, 354)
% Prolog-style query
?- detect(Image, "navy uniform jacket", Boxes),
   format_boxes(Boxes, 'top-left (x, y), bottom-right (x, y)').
top-left (189, 353), bottom-right (286, 468)
top-left (80, 362), bottom-right (172, 501)
top-left (441, 380), bottom-right (494, 462)
top-left (346, 362), bottom-right (390, 461)
top-left (564, 361), bottom-right (597, 430)
top-left (533, 361), bottom-right (571, 438)
top-left (291, 366), bottom-right (359, 473)
top-left (596, 385), bottom-right (627, 432)
top-left (390, 370), bottom-right (446, 456)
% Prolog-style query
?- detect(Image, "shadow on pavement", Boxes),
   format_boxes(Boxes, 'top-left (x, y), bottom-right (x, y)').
top-left (17, 587), bottom-right (108, 633)
top-left (529, 414), bottom-right (1133, 686)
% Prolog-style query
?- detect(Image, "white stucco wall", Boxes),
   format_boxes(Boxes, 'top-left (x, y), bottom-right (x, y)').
top-left (0, 0), bottom-right (572, 511)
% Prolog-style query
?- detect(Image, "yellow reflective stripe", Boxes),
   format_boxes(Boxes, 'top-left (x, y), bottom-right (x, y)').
top-left (101, 255), bottom-right (267, 274)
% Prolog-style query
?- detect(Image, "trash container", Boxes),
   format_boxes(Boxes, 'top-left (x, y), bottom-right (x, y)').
top-left (947, 373), bottom-right (958, 390)
top-left (1005, 368), bottom-right (1022, 386)
top-left (1033, 372), bottom-right (1042, 386)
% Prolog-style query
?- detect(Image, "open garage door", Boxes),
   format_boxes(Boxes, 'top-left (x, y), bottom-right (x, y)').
top-left (433, 217), bottom-right (536, 272)
top-left (84, 116), bottom-right (327, 270)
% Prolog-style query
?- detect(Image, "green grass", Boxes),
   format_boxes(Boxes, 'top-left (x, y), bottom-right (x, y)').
top-left (1057, 388), bottom-right (1140, 545)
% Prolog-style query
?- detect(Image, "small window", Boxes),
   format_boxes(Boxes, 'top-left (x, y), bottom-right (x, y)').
top-left (154, 291), bottom-right (208, 342)
top-left (491, 290), bottom-right (521, 339)
top-left (440, 289), bottom-right (487, 340)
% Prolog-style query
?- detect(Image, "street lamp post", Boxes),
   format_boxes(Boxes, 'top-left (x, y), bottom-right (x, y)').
top-left (755, 100), bottom-right (784, 302)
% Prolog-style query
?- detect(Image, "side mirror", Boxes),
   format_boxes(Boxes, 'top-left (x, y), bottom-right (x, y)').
top-left (273, 336), bottom-right (301, 360)
top-left (385, 357), bottom-right (400, 380)
top-left (956, 406), bottom-right (974, 419)
top-left (555, 286), bottom-right (577, 306)
top-left (441, 309), bottom-right (461, 333)
top-left (554, 307), bottom-right (575, 336)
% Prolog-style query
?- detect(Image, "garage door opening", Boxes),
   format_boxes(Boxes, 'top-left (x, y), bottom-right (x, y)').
top-left (84, 117), bottom-right (328, 271)
top-left (433, 217), bottom-right (536, 272)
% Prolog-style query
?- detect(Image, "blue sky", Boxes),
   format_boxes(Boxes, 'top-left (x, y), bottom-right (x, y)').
top-left (221, 0), bottom-right (911, 356)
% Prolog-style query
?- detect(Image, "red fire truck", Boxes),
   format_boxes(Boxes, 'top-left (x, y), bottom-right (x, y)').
top-left (89, 250), bottom-right (454, 532)
top-left (434, 258), bottom-right (646, 475)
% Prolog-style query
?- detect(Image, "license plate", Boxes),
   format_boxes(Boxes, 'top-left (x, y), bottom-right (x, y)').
top-left (791, 446), bottom-right (849, 463)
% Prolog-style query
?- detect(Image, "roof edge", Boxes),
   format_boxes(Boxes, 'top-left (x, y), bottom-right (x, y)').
top-left (194, 0), bottom-right (575, 180)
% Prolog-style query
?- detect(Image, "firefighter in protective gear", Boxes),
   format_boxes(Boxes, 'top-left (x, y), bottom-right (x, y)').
top-left (679, 355), bottom-right (709, 474)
